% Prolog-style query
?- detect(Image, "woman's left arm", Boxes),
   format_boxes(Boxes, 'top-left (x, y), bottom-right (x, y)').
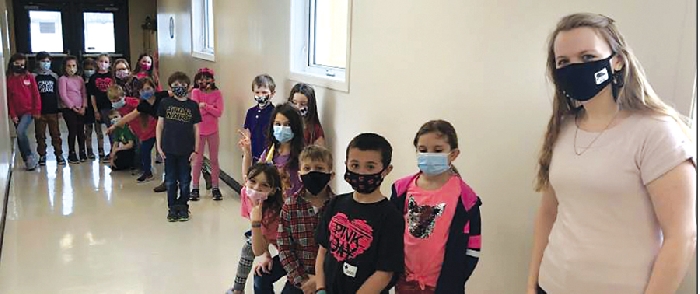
top-left (644, 160), bottom-right (696, 294)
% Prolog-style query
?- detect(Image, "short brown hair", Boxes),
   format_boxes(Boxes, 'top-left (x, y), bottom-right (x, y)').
top-left (299, 145), bottom-right (333, 169)
top-left (251, 74), bottom-right (276, 92)
top-left (107, 84), bottom-right (124, 102)
top-left (167, 71), bottom-right (190, 86)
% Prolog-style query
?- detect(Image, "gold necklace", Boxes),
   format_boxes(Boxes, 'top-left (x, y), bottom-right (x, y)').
top-left (574, 111), bottom-right (620, 156)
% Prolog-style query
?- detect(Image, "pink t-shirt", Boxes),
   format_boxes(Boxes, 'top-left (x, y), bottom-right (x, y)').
top-left (240, 188), bottom-right (280, 244)
top-left (540, 114), bottom-right (695, 294)
top-left (403, 174), bottom-right (462, 289)
top-left (191, 89), bottom-right (223, 136)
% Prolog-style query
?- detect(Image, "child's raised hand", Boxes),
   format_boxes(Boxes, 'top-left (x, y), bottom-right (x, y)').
top-left (250, 201), bottom-right (263, 223)
top-left (238, 129), bottom-right (252, 154)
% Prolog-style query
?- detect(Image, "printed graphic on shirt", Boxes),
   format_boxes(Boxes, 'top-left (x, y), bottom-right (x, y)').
top-left (37, 80), bottom-right (55, 93)
top-left (407, 196), bottom-right (445, 239)
top-left (165, 105), bottom-right (193, 123)
top-left (329, 213), bottom-right (374, 261)
top-left (95, 77), bottom-right (112, 92)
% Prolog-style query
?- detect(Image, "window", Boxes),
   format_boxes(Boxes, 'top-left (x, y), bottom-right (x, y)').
top-left (191, 0), bottom-right (215, 61)
top-left (291, 0), bottom-right (351, 92)
top-left (83, 12), bottom-right (116, 53)
top-left (29, 10), bottom-right (63, 53)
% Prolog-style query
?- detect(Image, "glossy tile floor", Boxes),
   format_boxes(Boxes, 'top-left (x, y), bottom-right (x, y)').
top-left (0, 137), bottom-right (279, 293)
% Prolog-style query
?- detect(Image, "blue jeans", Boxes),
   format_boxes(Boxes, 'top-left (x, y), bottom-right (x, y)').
top-left (253, 255), bottom-right (303, 294)
top-left (140, 137), bottom-right (155, 174)
top-left (164, 153), bottom-right (191, 209)
top-left (14, 114), bottom-right (34, 163)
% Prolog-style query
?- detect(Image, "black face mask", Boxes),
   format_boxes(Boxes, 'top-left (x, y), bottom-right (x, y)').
top-left (554, 54), bottom-right (615, 102)
top-left (344, 168), bottom-right (386, 194)
top-left (12, 65), bottom-right (25, 73)
top-left (301, 171), bottom-right (332, 196)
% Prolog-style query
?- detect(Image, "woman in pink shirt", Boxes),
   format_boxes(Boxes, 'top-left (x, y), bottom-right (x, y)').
top-left (390, 120), bottom-right (482, 294)
top-left (6, 53), bottom-right (41, 170)
top-left (527, 13), bottom-right (696, 294)
top-left (59, 55), bottom-right (88, 164)
top-left (189, 68), bottom-right (224, 201)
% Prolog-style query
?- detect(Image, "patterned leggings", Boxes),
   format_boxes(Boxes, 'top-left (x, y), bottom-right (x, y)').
top-left (232, 232), bottom-right (254, 291)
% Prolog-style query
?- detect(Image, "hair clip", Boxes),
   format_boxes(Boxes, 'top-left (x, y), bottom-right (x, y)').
top-left (198, 67), bottom-right (215, 76)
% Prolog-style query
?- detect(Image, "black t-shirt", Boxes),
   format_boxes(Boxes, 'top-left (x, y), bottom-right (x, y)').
top-left (137, 91), bottom-right (170, 118)
top-left (33, 72), bottom-right (60, 114)
top-left (87, 72), bottom-right (114, 110)
top-left (315, 193), bottom-right (404, 294)
top-left (156, 97), bottom-right (202, 155)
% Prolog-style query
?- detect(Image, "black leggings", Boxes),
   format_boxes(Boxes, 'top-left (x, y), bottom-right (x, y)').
top-left (537, 285), bottom-right (547, 294)
top-left (62, 109), bottom-right (86, 154)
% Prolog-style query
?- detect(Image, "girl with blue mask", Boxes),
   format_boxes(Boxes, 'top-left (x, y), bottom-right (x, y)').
top-left (389, 119), bottom-right (483, 294)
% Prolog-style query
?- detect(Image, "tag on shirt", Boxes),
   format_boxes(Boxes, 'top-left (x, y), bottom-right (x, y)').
top-left (23, 79), bottom-right (30, 86)
top-left (343, 262), bottom-right (357, 278)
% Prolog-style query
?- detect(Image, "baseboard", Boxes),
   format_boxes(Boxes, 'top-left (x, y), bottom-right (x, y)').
top-left (202, 157), bottom-right (242, 195)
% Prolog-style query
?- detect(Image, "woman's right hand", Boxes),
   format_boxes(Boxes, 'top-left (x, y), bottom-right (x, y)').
top-left (238, 129), bottom-right (252, 154)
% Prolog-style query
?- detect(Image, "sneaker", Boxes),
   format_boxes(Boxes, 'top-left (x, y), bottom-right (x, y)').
top-left (101, 156), bottom-right (111, 163)
top-left (189, 189), bottom-right (200, 201)
top-left (68, 153), bottom-right (80, 164)
top-left (137, 172), bottom-right (154, 183)
top-left (38, 155), bottom-right (46, 166)
top-left (167, 210), bottom-right (178, 222)
top-left (178, 209), bottom-right (190, 222)
top-left (87, 150), bottom-right (96, 160)
top-left (98, 150), bottom-right (105, 158)
top-left (56, 155), bottom-right (66, 165)
top-left (212, 188), bottom-right (222, 201)
top-left (79, 151), bottom-right (88, 162)
top-left (153, 182), bottom-right (167, 193)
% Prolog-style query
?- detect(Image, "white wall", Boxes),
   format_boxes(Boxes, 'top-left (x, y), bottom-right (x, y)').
top-left (0, 0), bottom-right (13, 220)
top-left (155, 0), bottom-right (697, 293)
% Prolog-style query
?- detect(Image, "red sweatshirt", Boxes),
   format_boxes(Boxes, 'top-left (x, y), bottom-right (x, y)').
top-left (7, 73), bottom-right (41, 118)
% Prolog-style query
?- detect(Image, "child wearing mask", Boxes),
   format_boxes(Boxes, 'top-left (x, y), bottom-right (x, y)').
top-left (32, 51), bottom-right (64, 165)
top-left (113, 59), bottom-right (142, 98)
top-left (315, 133), bottom-right (404, 294)
top-left (241, 74), bottom-right (276, 163)
top-left (390, 120), bottom-right (482, 294)
top-left (288, 83), bottom-right (326, 147)
top-left (274, 145), bottom-right (336, 293)
top-left (134, 53), bottom-right (161, 90)
top-left (87, 54), bottom-right (114, 162)
top-left (82, 58), bottom-right (102, 160)
top-left (6, 53), bottom-right (41, 170)
top-left (58, 55), bottom-right (88, 164)
top-left (107, 110), bottom-right (136, 171)
top-left (190, 67), bottom-right (224, 201)
top-left (156, 72), bottom-right (201, 222)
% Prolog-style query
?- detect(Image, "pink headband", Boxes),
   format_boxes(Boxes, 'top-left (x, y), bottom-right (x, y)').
top-left (198, 67), bottom-right (214, 76)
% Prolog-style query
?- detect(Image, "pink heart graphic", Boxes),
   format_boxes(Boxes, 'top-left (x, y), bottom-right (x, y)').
top-left (328, 212), bottom-right (374, 261)
top-left (95, 77), bottom-right (113, 92)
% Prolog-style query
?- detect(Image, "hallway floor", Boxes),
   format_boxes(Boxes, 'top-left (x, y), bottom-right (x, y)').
top-left (0, 140), bottom-right (268, 293)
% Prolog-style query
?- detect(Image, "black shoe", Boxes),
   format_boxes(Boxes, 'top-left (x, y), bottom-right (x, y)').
top-left (178, 209), bottom-right (190, 222)
top-left (137, 172), bottom-right (154, 183)
top-left (101, 156), bottom-right (111, 163)
top-left (56, 155), bottom-right (66, 165)
top-left (167, 210), bottom-right (178, 222)
top-left (38, 156), bottom-right (46, 166)
top-left (79, 151), bottom-right (87, 162)
top-left (153, 182), bottom-right (167, 193)
top-left (212, 188), bottom-right (222, 201)
top-left (68, 153), bottom-right (80, 164)
top-left (87, 150), bottom-right (96, 159)
top-left (98, 150), bottom-right (105, 158)
top-left (189, 189), bottom-right (200, 201)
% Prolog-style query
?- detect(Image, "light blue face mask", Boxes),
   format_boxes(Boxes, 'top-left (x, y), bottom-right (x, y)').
top-left (111, 98), bottom-right (126, 109)
top-left (273, 125), bottom-right (294, 143)
top-left (40, 61), bottom-right (51, 71)
top-left (417, 153), bottom-right (451, 176)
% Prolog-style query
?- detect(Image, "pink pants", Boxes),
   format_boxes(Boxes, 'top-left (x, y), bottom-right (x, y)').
top-left (192, 132), bottom-right (220, 188)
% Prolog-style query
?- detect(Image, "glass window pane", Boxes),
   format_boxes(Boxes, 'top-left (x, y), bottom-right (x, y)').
top-left (84, 12), bottom-right (115, 53)
top-left (29, 10), bottom-right (63, 53)
top-left (312, 0), bottom-right (348, 68)
top-left (205, 0), bottom-right (214, 49)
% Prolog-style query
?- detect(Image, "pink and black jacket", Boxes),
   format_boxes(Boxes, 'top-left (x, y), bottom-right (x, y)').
top-left (389, 173), bottom-right (482, 294)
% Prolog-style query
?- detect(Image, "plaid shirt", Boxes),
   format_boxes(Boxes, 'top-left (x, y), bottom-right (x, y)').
top-left (277, 189), bottom-right (334, 286)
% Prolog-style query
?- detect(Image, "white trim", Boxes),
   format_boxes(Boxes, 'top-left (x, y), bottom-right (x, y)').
top-left (289, 0), bottom-right (351, 93)
top-left (466, 249), bottom-right (480, 258)
top-left (192, 51), bottom-right (215, 62)
top-left (191, 0), bottom-right (215, 62)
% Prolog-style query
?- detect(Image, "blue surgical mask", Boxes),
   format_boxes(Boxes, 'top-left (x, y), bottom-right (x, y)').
top-left (417, 153), bottom-right (451, 176)
top-left (273, 125), bottom-right (294, 143)
top-left (84, 70), bottom-right (95, 78)
top-left (140, 89), bottom-right (155, 100)
top-left (39, 61), bottom-right (51, 71)
top-left (112, 98), bottom-right (126, 109)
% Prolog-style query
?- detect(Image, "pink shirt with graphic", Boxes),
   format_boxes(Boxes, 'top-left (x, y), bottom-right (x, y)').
top-left (403, 174), bottom-right (462, 289)
top-left (241, 188), bottom-right (280, 245)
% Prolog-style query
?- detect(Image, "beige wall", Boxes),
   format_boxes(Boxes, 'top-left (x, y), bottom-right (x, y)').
top-left (0, 0), bottom-right (13, 213)
top-left (155, 0), bottom-right (697, 293)
top-left (129, 0), bottom-right (158, 65)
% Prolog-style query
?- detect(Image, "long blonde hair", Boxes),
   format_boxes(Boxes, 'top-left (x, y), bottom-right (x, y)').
top-left (535, 13), bottom-right (693, 192)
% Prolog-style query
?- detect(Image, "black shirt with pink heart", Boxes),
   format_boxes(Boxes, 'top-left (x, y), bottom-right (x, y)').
top-left (87, 72), bottom-right (114, 110)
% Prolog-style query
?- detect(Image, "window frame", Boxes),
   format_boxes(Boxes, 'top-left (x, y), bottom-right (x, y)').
top-left (191, 0), bottom-right (215, 62)
top-left (290, 0), bottom-right (352, 92)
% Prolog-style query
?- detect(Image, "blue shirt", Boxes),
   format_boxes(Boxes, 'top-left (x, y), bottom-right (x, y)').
top-left (244, 103), bottom-right (274, 161)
